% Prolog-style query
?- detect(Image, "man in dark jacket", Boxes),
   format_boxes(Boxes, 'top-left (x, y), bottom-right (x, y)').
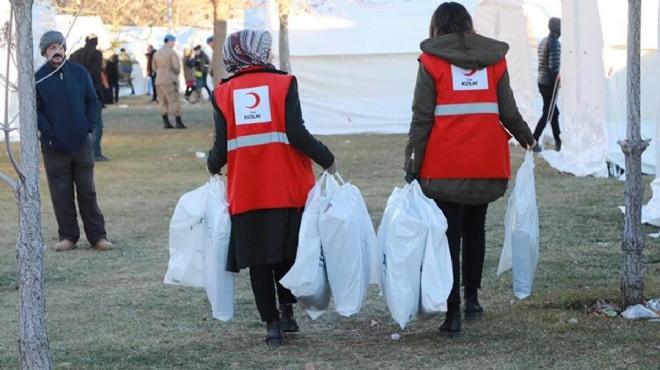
top-left (70, 34), bottom-right (110, 161)
top-left (145, 45), bottom-right (157, 102)
top-left (533, 17), bottom-right (561, 152)
top-left (106, 51), bottom-right (120, 103)
top-left (193, 45), bottom-right (212, 100)
top-left (36, 30), bottom-right (114, 252)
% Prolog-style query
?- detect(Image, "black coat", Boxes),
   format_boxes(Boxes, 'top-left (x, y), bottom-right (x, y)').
top-left (106, 55), bottom-right (119, 85)
top-left (69, 41), bottom-right (103, 98)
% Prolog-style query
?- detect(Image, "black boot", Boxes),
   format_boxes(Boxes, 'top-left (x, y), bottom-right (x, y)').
top-left (464, 291), bottom-right (484, 321)
top-left (162, 115), bottom-right (174, 129)
top-left (279, 304), bottom-right (299, 333)
top-left (175, 116), bottom-right (187, 129)
top-left (265, 319), bottom-right (283, 346)
top-left (439, 304), bottom-right (462, 338)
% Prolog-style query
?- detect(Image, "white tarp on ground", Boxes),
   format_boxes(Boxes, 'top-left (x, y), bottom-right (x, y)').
top-left (541, 0), bottom-right (609, 178)
top-left (542, 0), bottom-right (660, 178)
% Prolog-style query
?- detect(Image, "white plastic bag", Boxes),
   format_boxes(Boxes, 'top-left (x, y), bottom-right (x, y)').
top-left (204, 176), bottom-right (234, 321)
top-left (319, 173), bottom-right (375, 317)
top-left (377, 181), bottom-right (453, 329)
top-left (164, 181), bottom-right (209, 288)
top-left (621, 304), bottom-right (660, 319)
top-left (280, 174), bottom-right (332, 319)
top-left (418, 191), bottom-right (452, 314)
top-left (165, 176), bottom-right (235, 321)
top-left (498, 151), bottom-right (540, 299)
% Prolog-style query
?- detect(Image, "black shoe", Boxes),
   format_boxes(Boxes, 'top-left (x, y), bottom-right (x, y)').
top-left (162, 115), bottom-right (174, 129)
top-left (439, 307), bottom-right (462, 338)
top-left (94, 155), bottom-right (111, 162)
top-left (464, 295), bottom-right (484, 321)
top-left (175, 116), bottom-right (187, 129)
top-left (532, 144), bottom-right (542, 153)
top-left (265, 319), bottom-right (283, 346)
top-left (279, 304), bottom-right (299, 333)
top-left (555, 142), bottom-right (561, 152)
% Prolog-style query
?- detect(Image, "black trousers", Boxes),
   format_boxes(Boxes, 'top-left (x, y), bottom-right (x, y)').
top-left (533, 82), bottom-right (561, 146)
top-left (435, 200), bottom-right (489, 305)
top-left (249, 260), bottom-right (297, 322)
top-left (150, 75), bottom-right (157, 101)
top-left (110, 81), bottom-right (119, 103)
top-left (196, 73), bottom-right (213, 98)
top-left (42, 139), bottom-right (107, 245)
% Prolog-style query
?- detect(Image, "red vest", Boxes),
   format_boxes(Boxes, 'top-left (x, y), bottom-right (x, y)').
top-left (214, 68), bottom-right (315, 215)
top-left (418, 54), bottom-right (511, 179)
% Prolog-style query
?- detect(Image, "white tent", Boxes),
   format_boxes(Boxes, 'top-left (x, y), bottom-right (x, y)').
top-left (247, 0), bottom-right (559, 134)
top-left (642, 2), bottom-right (660, 227)
top-left (0, 0), bottom-right (56, 143)
top-left (248, 0), bottom-right (659, 178)
top-left (540, 0), bottom-right (609, 178)
top-left (5, 1), bottom-right (660, 188)
top-left (104, 23), bottom-right (243, 99)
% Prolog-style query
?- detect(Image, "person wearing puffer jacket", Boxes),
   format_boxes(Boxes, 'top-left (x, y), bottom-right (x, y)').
top-left (533, 17), bottom-right (562, 152)
top-left (404, 2), bottom-right (535, 338)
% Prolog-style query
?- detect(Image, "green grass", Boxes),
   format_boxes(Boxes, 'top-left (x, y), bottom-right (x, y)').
top-left (1, 95), bottom-right (660, 369)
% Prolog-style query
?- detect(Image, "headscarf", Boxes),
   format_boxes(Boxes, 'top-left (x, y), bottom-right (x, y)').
top-left (223, 30), bottom-right (273, 73)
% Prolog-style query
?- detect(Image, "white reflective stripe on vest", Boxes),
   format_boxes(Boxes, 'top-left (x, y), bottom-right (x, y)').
top-left (434, 102), bottom-right (499, 116)
top-left (227, 132), bottom-right (289, 151)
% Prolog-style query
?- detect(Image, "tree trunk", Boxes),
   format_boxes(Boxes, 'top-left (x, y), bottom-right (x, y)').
top-left (278, 0), bottom-right (291, 73)
top-left (10, 0), bottom-right (51, 368)
top-left (211, 0), bottom-right (229, 86)
top-left (620, 0), bottom-right (647, 307)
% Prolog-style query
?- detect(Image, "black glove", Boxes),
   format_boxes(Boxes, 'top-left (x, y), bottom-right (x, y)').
top-left (404, 171), bottom-right (417, 184)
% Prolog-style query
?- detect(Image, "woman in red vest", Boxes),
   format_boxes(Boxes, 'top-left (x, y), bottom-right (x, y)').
top-left (207, 30), bottom-right (337, 346)
top-left (404, 2), bottom-right (535, 337)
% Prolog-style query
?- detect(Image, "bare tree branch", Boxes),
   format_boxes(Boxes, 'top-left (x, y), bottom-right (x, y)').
top-left (2, 5), bottom-right (23, 182)
top-left (0, 171), bottom-right (17, 189)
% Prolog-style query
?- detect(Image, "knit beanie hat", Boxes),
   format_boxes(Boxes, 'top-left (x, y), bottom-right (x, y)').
top-left (39, 30), bottom-right (66, 55)
top-left (164, 34), bottom-right (176, 42)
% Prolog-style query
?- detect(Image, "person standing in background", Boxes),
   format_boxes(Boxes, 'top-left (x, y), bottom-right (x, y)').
top-left (533, 17), bottom-right (561, 152)
top-left (36, 30), bottom-right (114, 252)
top-left (105, 50), bottom-right (119, 104)
top-left (206, 36), bottom-right (214, 80)
top-left (118, 48), bottom-right (135, 95)
top-left (152, 34), bottom-right (186, 129)
top-left (69, 34), bottom-right (110, 162)
top-left (146, 44), bottom-right (158, 102)
top-left (182, 47), bottom-right (198, 102)
top-left (193, 45), bottom-right (212, 100)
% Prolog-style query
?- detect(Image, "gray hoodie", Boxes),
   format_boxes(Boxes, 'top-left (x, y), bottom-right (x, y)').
top-left (404, 32), bottom-right (534, 205)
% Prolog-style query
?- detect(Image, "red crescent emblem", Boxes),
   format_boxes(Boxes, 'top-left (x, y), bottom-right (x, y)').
top-left (245, 92), bottom-right (261, 109)
top-left (463, 69), bottom-right (477, 77)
